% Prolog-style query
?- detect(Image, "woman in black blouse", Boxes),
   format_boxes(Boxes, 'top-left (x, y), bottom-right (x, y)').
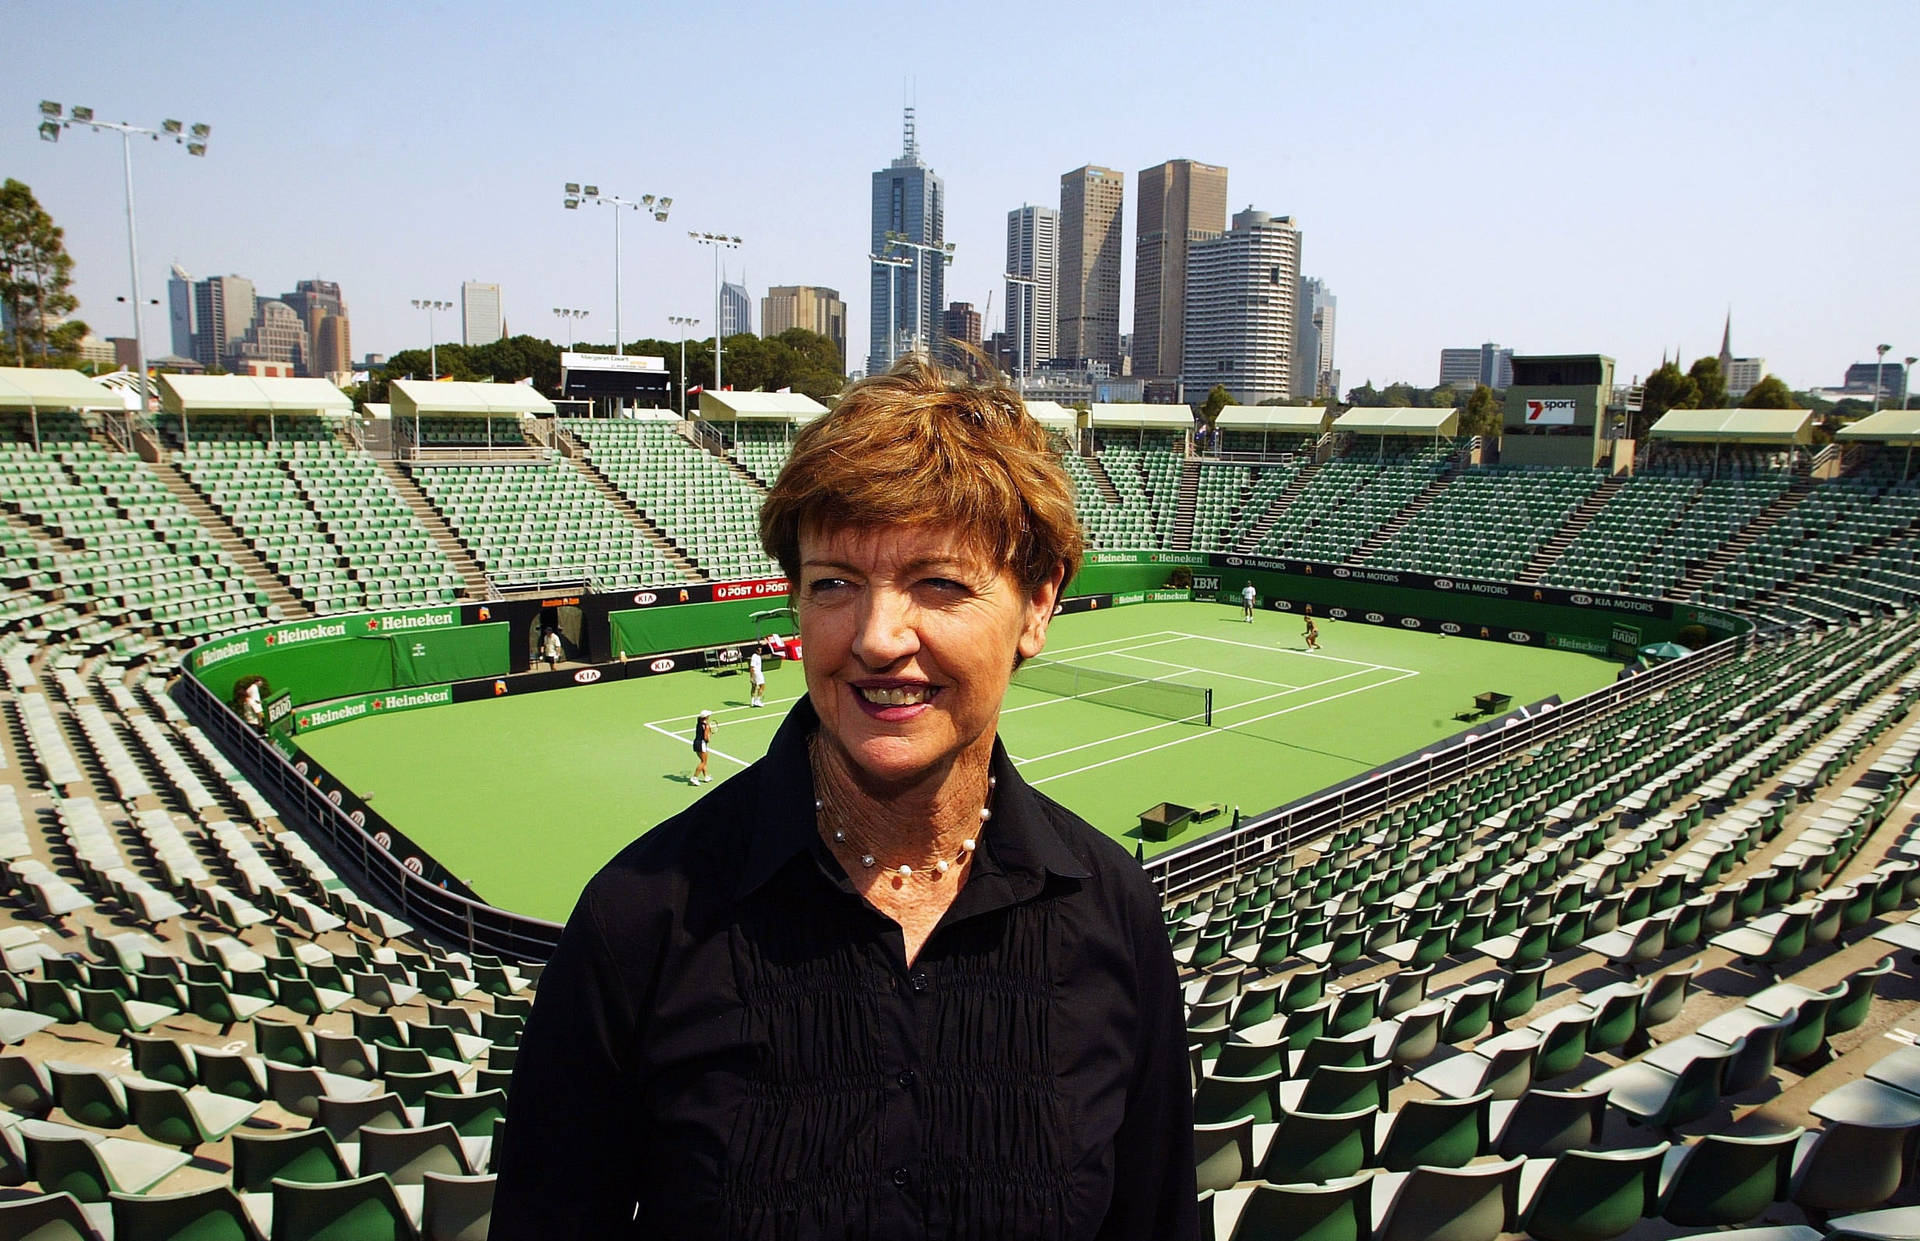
top-left (494, 355), bottom-right (1198, 1241)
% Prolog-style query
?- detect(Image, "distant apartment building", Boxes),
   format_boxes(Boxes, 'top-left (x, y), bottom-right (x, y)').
top-left (1183, 208), bottom-right (1301, 406)
top-left (761, 285), bottom-right (847, 369)
top-left (1058, 165), bottom-right (1124, 370)
top-left (937, 301), bottom-right (982, 370)
top-left (167, 264), bottom-right (195, 359)
top-left (720, 280), bottom-right (753, 338)
top-left (1005, 204), bottom-right (1059, 377)
top-left (1292, 277), bottom-right (1337, 400)
top-left (1439, 343), bottom-right (1515, 390)
top-left (461, 281), bottom-right (504, 347)
top-left (230, 300), bottom-right (309, 374)
top-left (191, 275), bottom-right (256, 370)
top-left (281, 279), bottom-right (351, 378)
top-left (1845, 361), bottom-right (1907, 404)
top-left (1133, 158), bottom-right (1227, 381)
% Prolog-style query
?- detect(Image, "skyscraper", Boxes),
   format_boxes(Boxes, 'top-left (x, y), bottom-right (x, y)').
top-left (1292, 278), bottom-right (1337, 400)
top-left (462, 282), bottom-right (504, 347)
top-left (167, 264), bottom-right (195, 360)
top-left (1133, 159), bottom-right (1228, 382)
top-left (869, 108), bottom-right (945, 372)
top-left (1439, 344), bottom-right (1514, 390)
top-left (280, 279), bottom-right (350, 378)
top-left (937, 302), bottom-right (982, 371)
top-left (191, 275), bottom-right (255, 370)
top-left (1183, 208), bottom-right (1300, 406)
top-left (1058, 165), bottom-right (1124, 369)
top-left (762, 285), bottom-right (847, 369)
top-left (720, 280), bottom-right (753, 338)
top-left (1005, 205), bottom-right (1059, 378)
top-left (230, 299), bottom-right (309, 375)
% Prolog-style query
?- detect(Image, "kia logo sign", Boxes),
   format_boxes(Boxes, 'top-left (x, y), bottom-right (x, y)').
top-left (1365, 612), bottom-right (1385, 623)
top-left (1330, 608), bottom-right (1349, 619)
top-left (1434, 579), bottom-right (1453, 590)
top-left (1053, 604), bottom-right (1063, 615)
top-left (720, 648), bottom-right (741, 662)
top-left (1226, 556), bottom-right (1243, 566)
top-left (1333, 567), bottom-right (1351, 578)
top-left (1571, 594), bottom-right (1592, 606)
top-left (294, 760), bottom-right (310, 777)
top-left (1441, 623), bottom-right (1461, 634)
top-left (1400, 618), bottom-right (1420, 628)
top-left (403, 856), bottom-right (424, 874)
top-left (1274, 600), bottom-right (1293, 611)
top-left (573, 669), bottom-right (602, 684)
top-left (633, 592), bottom-right (658, 605)
top-left (326, 789), bottom-right (342, 805)
top-left (349, 810), bottom-right (366, 827)
top-left (649, 658), bottom-right (675, 673)
top-left (374, 831), bottom-right (393, 851)
top-left (1508, 631), bottom-right (1532, 643)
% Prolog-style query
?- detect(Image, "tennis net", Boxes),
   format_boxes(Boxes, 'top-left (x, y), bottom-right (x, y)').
top-left (1012, 657), bottom-right (1213, 726)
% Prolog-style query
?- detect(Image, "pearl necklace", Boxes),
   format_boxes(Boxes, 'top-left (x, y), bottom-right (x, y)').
top-left (808, 736), bottom-right (993, 882)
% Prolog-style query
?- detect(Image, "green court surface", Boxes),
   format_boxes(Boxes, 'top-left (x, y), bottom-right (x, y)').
top-left (296, 602), bottom-right (1619, 922)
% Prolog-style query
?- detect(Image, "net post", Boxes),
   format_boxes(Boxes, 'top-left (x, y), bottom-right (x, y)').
top-left (1204, 688), bottom-right (1213, 727)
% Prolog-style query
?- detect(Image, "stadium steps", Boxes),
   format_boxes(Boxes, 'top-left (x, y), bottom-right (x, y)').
top-left (564, 455), bottom-right (704, 581)
top-left (1349, 463), bottom-right (1463, 565)
top-left (1082, 453), bottom-right (1123, 505)
top-left (1517, 474), bottom-right (1626, 584)
top-left (548, 422), bottom-right (587, 462)
top-left (1170, 459), bottom-right (1201, 551)
top-left (374, 460), bottom-right (493, 600)
top-left (143, 458), bottom-right (309, 621)
top-left (1235, 460), bottom-right (1322, 553)
top-left (1670, 479), bottom-right (1813, 600)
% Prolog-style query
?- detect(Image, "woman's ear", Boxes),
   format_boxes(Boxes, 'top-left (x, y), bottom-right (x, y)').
top-left (1017, 562), bottom-right (1067, 661)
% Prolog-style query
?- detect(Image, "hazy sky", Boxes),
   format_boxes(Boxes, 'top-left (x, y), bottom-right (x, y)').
top-left (8, 0), bottom-right (1915, 392)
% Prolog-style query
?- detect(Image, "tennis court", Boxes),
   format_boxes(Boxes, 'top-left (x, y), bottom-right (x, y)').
top-left (297, 602), bottom-right (1619, 921)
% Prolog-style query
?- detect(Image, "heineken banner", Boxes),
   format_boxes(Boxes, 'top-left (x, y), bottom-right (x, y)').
top-left (292, 684), bottom-right (456, 734)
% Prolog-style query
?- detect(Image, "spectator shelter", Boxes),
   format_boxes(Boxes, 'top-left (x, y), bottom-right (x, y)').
top-left (1838, 408), bottom-right (1920, 479)
top-left (388, 379), bottom-right (555, 459)
top-left (1213, 405), bottom-right (1332, 458)
top-left (0, 367), bottom-right (124, 450)
top-left (1022, 400), bottom-right (1083, 451)
top-left (1648, 407), bottom-right (1814, 478)
top-left (157, 374), bottom-right (351, 448)
top-left (1087, 402), bottom-right (1196, 450)
top-left (1334, 406), bottom-right (1460, 457)
top-left (697, 391), bottom-right (829, 422)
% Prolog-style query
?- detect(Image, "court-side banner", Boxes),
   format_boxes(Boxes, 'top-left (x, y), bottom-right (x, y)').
top-left (1264, 596), bottom-right (1545, 646)
top-left (189, 604), bottom-right (480, 673)
top-left (1210, 553), bottom-right (1674, 620)
top-left (1083, 550), bottom-right (1213, 568)
top-left (291, 684), bottom-right (454, 734)
top-left (282, 747), bottom-right (474, 898)
top-left (1524, 399), bottom-right (1577, 426)
top-left (616, 576), bottom-right (791, 610)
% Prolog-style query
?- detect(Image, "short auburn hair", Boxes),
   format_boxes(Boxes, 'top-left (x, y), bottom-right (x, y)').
top-left (760, 354), bottom-right (1083, 591)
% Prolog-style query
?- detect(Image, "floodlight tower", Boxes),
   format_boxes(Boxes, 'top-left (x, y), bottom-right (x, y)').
top-left (411, 299), bottom-right (451, 379)
top-left (563, 184), bottom-right (671, 355)
top-left (868, 251), bottom-right (912, 370)
top-left (1873, 343), bottom-right (1893, 413)
top-left (689, 232), bottom-right (743, 391)
top-left (883, 230), bottom-right (956, 356)
top-left (36, 102), bottom-right (210, 416)
top-left (668, 315), bottom-right (700, 416)
top-left (551, 307), bottom-right (589, 349)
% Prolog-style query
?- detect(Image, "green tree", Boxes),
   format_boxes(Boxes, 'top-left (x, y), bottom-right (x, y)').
top-left (1197, 384), bottom-right (1236, 426)
top-left (1380, 383), bottom-right (1417, 408)
top-left (1641, 361), bottom-right (1699, 419)
top-left (1461, 384), bottom-right (1502, 437)
top-left (1738, 374), bottom-right (1795, 409)
top-left (0, 179), bottom-right (85, 366)
top-left (1687, 356), bottom-right (1728, 409)
top-left (1344, 381), bottom-right (1380, 406)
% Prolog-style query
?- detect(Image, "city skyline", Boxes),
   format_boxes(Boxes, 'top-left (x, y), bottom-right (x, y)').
top-left (8, 0), bottom-right (1916, 394)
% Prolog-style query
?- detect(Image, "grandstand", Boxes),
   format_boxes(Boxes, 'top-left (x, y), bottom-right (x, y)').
top-left (11, 366), bottom-right (1920, 1234)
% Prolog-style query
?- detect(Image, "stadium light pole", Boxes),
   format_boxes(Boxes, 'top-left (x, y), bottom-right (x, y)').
top-left (36, 102), bottom-right (210, 431)
top-left (668, 315), bottom-right (700, 417)
top-left (551, 307), bottom-right (588, 349)
top-left (1873, 343), bottom-right (1892, 413)
top-left (411, 299), bottom-right (451, 380)
top-left (1905, 357), bottom-right (1916, 411)
top-left (689, 232), bottom-right (742, 392)
top-left (868, 251), bottom-right (912, 370)
top-left (1003, 271), bottom-right (1037, 393)
top-left (883, 230), bottom-right (955, 356)
top-left (564, 184), bottom-right (671, 356)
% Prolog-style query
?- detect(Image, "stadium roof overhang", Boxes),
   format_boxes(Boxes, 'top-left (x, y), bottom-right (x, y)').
top-left (1333, 407), bottom-right (1461, 437)
top-left (158, 374), bottom-right (353, 446)
top-left (698, 391), bottom-right (829, 421)
top-left (388, 380), bottom-right (556, 418)
top-left (1215, 406), bottom-right (1331, 433)
top-left (0, 367), bottom-right (125, 449)
top-left (1648, 408), bottom-right (1813, 444)
top-left (1087, 403), bottom-right (1194, 430)
top-left (1838, 409), bottom-right (1920, 478)
top-left (1023, 400), bottom-right (1081, 431)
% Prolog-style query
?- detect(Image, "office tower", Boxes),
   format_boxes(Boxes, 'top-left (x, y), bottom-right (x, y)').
top-left (461, 282), bottom-right (504, 347)
top-left (191, 274), bottom-right (255, 369)
top-left (869, 107), bottom-right (945, 372)
top-left (281, 279), bottom-right (350, 378)
top-left (1058, 165), bottom-right (1124, 368)
top-left (1845, 361), bottom-right (1907, 403)
top-left (1133, 158), bottom-right (1228, 381)
top-left (167, 264), bottom-right (195, 359)
top-left (230, 299), bottom-right (309, 374)
top-left (1005, 205), bottom-right (1059, 377)
top-left (1292, 277), bottom-right (1337, 400)
top-left (937, 302), bottom-right (982, 370)
top-left (720, 280), bottom-right (753, 338)
top-left (1183, 208), bottom-right (1300, 405)
top-left (1440, 343), bottom-right (1514, 390)
top-left (762, 285), bottom-right (847, 369)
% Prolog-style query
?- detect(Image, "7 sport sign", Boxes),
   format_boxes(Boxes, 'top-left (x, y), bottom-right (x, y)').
top-left (1524, 399), bottom-right (1577, 426)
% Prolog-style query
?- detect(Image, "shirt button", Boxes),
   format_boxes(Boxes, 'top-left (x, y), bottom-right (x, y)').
top-left (892, 1167), bottom-right (910, 1187)
top-left (909, 970), bottom-right (929, 993)
top-left (897, 1069), bottom-right (916, 1089)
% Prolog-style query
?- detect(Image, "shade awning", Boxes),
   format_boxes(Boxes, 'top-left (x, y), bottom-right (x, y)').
top-left (388, 380), bottom-right (556, 418)
top-left (1333, 407), bottom-right (1461, 436)
top-left (0, 367), bottom-right (125, 410)
top-left (159, 374), bottom-right (352, 414)
top-left (1087, 402), bottom-right (1195, 429)
top-left (1216, 405), bottom-right (1331, 433)
top-left (1022, 400), bottom-right (1081, 431)
top-left (698, 391), bottom-right (829, 420)
top-left (1648, 408), bottom-right (1813, 444)
top-left (1836, 409), bottom-right (1920, 444)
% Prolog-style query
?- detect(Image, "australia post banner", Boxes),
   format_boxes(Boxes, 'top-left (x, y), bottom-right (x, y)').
top-left (619, 576), bottom-right (790, 609)
top-left (1207, 553), bottom-right (1674, 619)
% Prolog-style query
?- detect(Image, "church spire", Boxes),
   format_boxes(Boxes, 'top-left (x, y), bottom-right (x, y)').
top-left (1719, 309), bottom-right (1733, 369)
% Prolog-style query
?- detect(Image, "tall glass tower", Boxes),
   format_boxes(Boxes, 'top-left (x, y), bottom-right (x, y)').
top-left (869, 108), bottom-right (945, 375)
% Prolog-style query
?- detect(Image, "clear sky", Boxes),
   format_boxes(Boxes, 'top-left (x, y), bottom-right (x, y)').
top-left (8, 0), bottom-right (1915, 392)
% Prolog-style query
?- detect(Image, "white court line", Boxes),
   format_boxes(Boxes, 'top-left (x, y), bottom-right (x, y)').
top-left (1173, 629), bottom-right (1418, 675)
top-left (1015, 666), bottom-right (1390, 764)
top-left (1100, 649), bottom-right (1303, 689)
top-left (1026, 670), bottom-right (1420, 786)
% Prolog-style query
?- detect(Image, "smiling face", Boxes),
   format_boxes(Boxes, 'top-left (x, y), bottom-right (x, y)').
top-left (797, 521), bottom-right (1062, 795)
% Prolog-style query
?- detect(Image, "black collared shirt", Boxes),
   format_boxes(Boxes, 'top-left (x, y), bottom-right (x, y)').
top-left (493, 698), bottom-right (1198, 1241)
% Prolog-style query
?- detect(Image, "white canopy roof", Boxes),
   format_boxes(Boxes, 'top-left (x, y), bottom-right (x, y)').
top-left (1087, 402), bottom-right (1195, 429)
top-left (388, 379), bottom-right (555, 417)
top-left (1648, 408), bottom-right (1813, 444)
top-left (0, 367), bottom-right (125, 410)
top-left (1837, 409), bottom-right (1920, 444)
top-left (1023, 400), bottom-right (1080, 430)
top-left (699, 391), bottom-right (829, 420)
top-left (1334, 407), bottom-right (1461, 436)
top-left (159, 374), bottom-right (351, 414)
top-left (1216, 405), bottom-right (1331, 433)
